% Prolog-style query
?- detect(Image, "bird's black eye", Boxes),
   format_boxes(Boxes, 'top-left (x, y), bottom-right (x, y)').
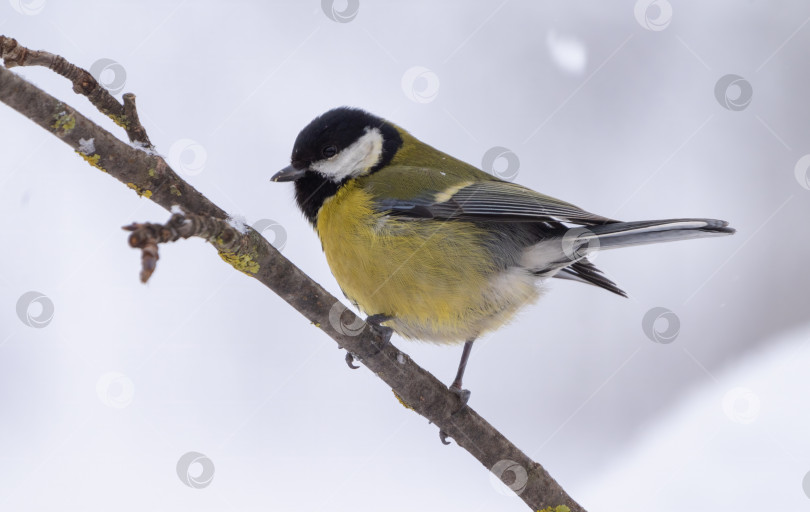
top-left (322, 145), bottom-right (338, 158)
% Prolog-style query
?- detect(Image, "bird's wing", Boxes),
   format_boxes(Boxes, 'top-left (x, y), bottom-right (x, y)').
top-left (370, 172), bottom-right (617, 226)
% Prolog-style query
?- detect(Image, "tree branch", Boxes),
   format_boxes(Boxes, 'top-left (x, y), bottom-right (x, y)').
top-left (0, 37), bottom-right (584, 512)
top-left (0, 35), bottom-right (152, 148)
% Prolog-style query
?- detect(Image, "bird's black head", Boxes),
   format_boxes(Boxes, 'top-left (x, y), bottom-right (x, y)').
top-left (272, 107), bottom-right (403, 226)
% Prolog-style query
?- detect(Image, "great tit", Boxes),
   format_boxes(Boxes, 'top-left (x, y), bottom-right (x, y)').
top-left (272, 107), bottom-right (734, 397)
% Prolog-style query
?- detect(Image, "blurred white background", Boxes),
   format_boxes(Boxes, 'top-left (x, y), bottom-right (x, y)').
top-left (1, 1), bottom-right (809, 511)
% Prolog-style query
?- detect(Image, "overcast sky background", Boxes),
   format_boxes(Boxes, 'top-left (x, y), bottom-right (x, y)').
top-left (2, 1), bottom-right (810, 511)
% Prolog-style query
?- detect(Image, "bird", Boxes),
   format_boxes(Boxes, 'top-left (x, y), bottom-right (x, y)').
top-left (272, 107), bottom-right (734, 401)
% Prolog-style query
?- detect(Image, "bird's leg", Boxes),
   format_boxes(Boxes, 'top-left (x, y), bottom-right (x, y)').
top-left (439, 338), bottom-right (476, 445)
top-left (366, 313), bottom-right (393, 328)
top-left (344, 313), bottom-right (394, 368)
top-left (449, 339), bottom-right (474, 403)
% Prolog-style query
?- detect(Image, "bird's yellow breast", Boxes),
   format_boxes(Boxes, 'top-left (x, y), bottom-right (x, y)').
top-left (316, 180), bottom-right (538, 344)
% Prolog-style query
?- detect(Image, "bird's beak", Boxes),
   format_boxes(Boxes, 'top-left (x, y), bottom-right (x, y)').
top-left (271, 165), bottom-right (307, 182)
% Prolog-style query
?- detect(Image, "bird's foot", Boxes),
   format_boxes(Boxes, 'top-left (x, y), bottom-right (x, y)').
top-left (449, 386), bottom-right (471, 409)
top-left (365, 314), bottom-right (394, 356)
top-left (438, 385), bottom-right (472, 445)
top-left (341, 314), bottom-right (393, 367)
top-left (345, 352), bottom-right (360, 369)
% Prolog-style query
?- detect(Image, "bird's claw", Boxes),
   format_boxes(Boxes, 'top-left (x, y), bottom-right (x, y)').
top-left (345, 352), bottom-right (360, 369)
top-left (439, 430), bottom-right (451, 445)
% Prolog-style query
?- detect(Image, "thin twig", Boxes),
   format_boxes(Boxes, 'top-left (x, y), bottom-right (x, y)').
top-left (0, 35), bottom-right (152, 148)
top-left (123, 212), bottom-right (252, 283)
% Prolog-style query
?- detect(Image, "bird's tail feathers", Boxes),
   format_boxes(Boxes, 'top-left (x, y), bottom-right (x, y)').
top-left (585, 218), bottom-right (734, 250)
top-left (526, 218), bottom-right (733, 294)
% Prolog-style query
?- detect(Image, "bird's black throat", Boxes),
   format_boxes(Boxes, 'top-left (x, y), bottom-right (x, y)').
top-left (294, 172), bottom-right (346, 227)
top-left (291, 109), bottom-right (404, 227)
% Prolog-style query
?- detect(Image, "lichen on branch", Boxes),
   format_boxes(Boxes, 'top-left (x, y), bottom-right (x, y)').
top-left (123, 212), bottom-right (258, 282)
top-left (0, 35), bottom-right (152, 147)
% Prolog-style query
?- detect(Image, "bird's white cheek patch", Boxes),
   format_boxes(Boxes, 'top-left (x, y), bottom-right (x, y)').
top-left (312, 128), bottom-right (384, 180)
